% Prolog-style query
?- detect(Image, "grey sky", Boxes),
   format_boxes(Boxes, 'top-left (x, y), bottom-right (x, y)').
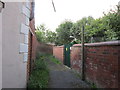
top-left (35, 0), bottom-right (119, 31)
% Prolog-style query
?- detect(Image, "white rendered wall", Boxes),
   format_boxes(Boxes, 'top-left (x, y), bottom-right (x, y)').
top-left (0, 9), bottom-right (2, 90)
top-left (2, 2), bottom-right (31, 88)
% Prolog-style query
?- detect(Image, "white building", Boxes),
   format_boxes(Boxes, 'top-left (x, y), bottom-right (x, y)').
top-left (0, 0), bottom-right (35, 88)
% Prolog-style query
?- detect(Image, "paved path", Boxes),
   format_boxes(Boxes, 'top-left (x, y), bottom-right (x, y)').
top-left (46, 58), bottom-right (90, 88)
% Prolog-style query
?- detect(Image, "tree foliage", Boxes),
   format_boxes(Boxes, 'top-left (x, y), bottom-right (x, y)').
top-left (107, 5), bottom-right (120, 40)
top-left (35, 24), bottom-right (56, 44)
top-left (45, 30), bottom-right (56, 43)
top-left (36, 5), bottom-right (120, 45)
top-left (35, 24), bottom-right (46, 43)
top-left (55, 20), bottom-right (73, 45)
top-left (55, 5), bottom-right (120, 45)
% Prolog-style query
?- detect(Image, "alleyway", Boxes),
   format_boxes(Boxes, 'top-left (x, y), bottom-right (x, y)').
top-left (45, 57), bottom-right (90, 88)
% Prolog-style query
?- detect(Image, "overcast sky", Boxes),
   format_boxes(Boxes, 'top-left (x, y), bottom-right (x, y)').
top-left (35, 0), bottom-right (119, 31)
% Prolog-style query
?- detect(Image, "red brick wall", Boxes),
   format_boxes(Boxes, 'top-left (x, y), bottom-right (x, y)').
top-left (27, 32), bottom-right (32, 80)
top-left (53, 46), bottom-right (64, 63)
top-left (85, 43), bottom-right (119, 88)
top-left (28, 16), bottom-right (37, 79)
top-left (53, 41), bottom-right (119, 88)
top-left (71, 44), bottom-right (82, 73)
top-left (29, 18), bottom-right (37, 61)
top-left (31, 35), bottom-right (38, 60)
top-left (31, 35), bottom-right (53, 58)
top-left (37, 43), bottom-right (53, 54)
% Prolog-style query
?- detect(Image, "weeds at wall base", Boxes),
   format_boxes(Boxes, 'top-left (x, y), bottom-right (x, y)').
top-left (49, 55), bottom-right (62, 64)
top-left (27, 53), bottom-right (50, 88)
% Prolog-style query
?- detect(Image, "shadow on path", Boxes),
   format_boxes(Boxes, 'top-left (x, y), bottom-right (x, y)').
top-left (46, 58), bottom-right (90, 88)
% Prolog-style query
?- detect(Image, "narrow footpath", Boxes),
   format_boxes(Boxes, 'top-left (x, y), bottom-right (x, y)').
top-left (46, 58), bottom-right (90, 88)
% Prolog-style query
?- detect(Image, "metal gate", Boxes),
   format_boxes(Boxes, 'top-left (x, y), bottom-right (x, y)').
top-left (64, 44), bottom-right (71, 67)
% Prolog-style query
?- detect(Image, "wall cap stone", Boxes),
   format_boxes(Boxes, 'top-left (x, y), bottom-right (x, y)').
top-left (54, 46), bottom-right (64, 48)
top-left (73, 44), bottom-right (82, 47)
top-left (72, 41), bottom-right (120, 47)
top-left (85, 41), bottom-right (120, 46)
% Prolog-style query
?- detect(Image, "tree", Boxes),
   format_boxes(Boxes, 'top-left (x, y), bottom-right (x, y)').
top-left (70, 16), bottom-right (95, 43)
top-left (35, 24), bottom-right (46, 43)
top-left (86, 18), bottom-right (107, 42)
top-left (36, 5), bottom-right (120, 45)
top-left (45, 30), bottom-right (57, 44)
top-left (55, 20), bottom-right (74, 45)
top-left (36, 24), bottom-right (57, 44)
top-left (107, 5), bottom-right (120, 40)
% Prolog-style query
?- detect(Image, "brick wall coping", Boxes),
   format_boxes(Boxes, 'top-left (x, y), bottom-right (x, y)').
top-left (73, 44), bottom-right (82, 47)
top-left (73, 41), bottom-right (120, 47)
top-left (85, 41), bottom-right (120, 46)
top-left (54, 46), bottom-right (64, 48)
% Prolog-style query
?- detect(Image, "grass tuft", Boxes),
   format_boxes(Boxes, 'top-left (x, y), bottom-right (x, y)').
top-left (27, 53), bottom-right (62, 88)
top-left (49, 55), bottom-right (62, 64)
top-left (27, 53), bottom-right (49, 88)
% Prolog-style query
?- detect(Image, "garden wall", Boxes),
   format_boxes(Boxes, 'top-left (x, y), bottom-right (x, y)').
top-left (31, 34), bottom-right (38, 60)
top-left (31, 38), bottom-right (54, 60)
top-left (71, 44), bottom-right (82, 73)
top-left (37, 43), bottom-right (54, 54)
top-left (53, 41), bottom-right (120, 88)
top-left (29, 26), bottom-right (53, 77)
top-left (53, 46), bottom-right (64, 63)
top-left (85, 41), bottom-right (119, 88)
top-left (30, 18), bottom-right (54, 60)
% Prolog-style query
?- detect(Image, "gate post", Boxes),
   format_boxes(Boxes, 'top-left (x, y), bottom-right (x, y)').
top-left (81, 26), bottom-right (85, 81)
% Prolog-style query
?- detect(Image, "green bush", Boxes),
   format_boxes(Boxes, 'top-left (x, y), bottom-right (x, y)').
top-left (27, 53), bottom-right (49, 88)
top-left (36, 52), bottom-right (46, 60)
top-left (27, 70), bottom-right (49, 88)
top-left (34, 59), bottom-right (47, 70)
top-left (49, 56), bottom-right (61, 64)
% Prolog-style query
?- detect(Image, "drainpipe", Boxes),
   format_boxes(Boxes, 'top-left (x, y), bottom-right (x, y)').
top-left (81, 25), bottom-right (85, 81)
